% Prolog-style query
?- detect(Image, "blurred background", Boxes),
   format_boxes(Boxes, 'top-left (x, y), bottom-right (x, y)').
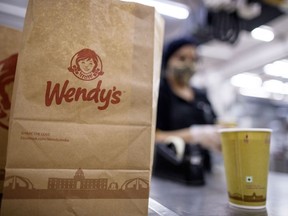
top-left (1, 0), bottom-right (288, 172)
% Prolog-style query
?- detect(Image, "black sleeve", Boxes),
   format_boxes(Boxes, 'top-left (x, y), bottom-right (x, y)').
top-left (194, 88), bottom-right (217, 124)
top-left (204, 97), bottom-right (217, 124)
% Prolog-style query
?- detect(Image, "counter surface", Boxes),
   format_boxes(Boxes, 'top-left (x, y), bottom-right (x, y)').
top-left (148, 168), bottom-right (288, 216)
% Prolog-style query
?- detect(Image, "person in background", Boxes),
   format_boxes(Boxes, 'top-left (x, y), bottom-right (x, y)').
top-left (153, 37), bottom-right (221, 184)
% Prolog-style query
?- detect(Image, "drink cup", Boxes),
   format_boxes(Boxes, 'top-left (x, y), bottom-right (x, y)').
top-left (219, 128), bottom-right (272, 209)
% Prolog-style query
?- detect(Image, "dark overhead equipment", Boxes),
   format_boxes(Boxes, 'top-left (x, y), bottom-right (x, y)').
top-left (193, 0), bottom-right (283, 44)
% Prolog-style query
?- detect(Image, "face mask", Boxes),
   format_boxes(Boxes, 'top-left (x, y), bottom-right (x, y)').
top-left (170, 64), bottom-right (196, 86)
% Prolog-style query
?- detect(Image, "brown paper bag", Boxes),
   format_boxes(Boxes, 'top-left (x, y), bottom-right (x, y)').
top-left (1, 0), bottom-right (164, 215)
top-left (0, 26), bottom-right (22, 209)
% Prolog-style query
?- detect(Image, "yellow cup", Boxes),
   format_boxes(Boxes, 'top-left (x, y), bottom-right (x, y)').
top-left (219, 128), bottom-right (272, 209)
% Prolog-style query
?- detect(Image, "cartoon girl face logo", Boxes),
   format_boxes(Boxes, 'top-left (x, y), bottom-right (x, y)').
top-left (68, 48), bottom-right (104, 81)
top-left (0, 54), bottom-right (17, 130)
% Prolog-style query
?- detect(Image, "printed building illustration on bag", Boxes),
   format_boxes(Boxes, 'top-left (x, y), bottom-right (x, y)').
top-left (228, 191), bottom-right (266, 202)
top-left (3, 169), bottom-right (149, 199)
top-left (48, 169), bottom-right (108, 190)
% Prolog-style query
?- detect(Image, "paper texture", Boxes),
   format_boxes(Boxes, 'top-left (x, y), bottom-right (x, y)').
top-left (1, 0), bottom-right (164, 215)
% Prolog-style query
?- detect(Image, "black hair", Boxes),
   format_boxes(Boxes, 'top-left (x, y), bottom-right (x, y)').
top-left (161, 37), bottom-right (199, 72)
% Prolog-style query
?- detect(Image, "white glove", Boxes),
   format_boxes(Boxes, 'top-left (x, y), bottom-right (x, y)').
top-left (189, 125), bottom-right (221, 151)
top-left (164, 136), bottom-right (185, 160)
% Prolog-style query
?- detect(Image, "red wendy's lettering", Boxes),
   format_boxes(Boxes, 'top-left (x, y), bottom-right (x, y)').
top-left (45, 80), bottom-right (122, 110)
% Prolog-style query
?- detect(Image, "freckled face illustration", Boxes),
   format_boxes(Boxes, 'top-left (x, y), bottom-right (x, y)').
top-left (78, 58), bottom-right (96, 74)
top-left (68, 48), bottom-right (104, 81)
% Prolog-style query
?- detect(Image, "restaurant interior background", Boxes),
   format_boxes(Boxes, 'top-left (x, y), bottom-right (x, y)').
top-left (1, 0), bottom-right (288, 173)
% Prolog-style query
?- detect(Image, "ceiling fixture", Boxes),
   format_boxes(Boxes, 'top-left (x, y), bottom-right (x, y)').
top-left (121, 0), bottom-right (190, 20)
top-left (230, 73), bottom-right (262, 89)
top-left (264, 60), bottom-right (288, 79)
top-left (1, 0), bottom-right (189, 20)
top-left (263, 79), bottom-right (284, 94)
top-left (239, 88), bottom-right (270, 99)
top-left (251, 25), bottom-right (274, 42)
top-left (0, 2), bottom-right (26, 18)
top-left (231, 72), bottom-right (288, 100)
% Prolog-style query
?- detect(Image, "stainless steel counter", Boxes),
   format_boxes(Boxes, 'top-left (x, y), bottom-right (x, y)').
top-left (148, 167), bottom-right (288, 216)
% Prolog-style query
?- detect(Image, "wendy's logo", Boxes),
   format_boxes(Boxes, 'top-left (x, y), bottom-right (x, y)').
top-left (0, 54), bottom-right (18, 129)
top-left (45, 48), bottom-right (122, 110)
top-left (68, 48), bottom-right (104, 81)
